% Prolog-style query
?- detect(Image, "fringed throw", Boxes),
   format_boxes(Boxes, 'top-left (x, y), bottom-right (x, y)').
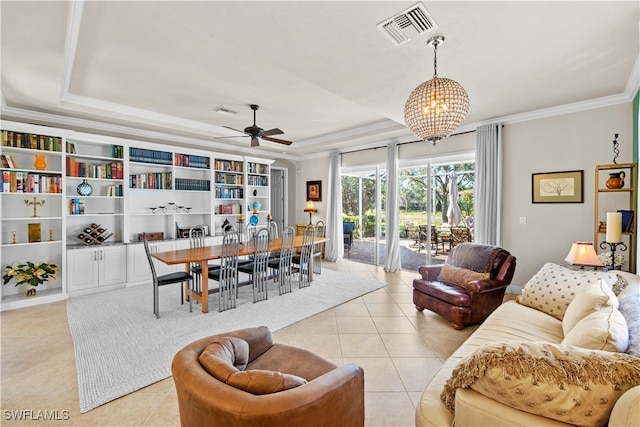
top-left (441, 341), bottom-right (640, 427)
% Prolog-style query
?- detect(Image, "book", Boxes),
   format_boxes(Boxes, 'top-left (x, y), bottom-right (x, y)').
top-left (617, 209), bottom-right (634, 232)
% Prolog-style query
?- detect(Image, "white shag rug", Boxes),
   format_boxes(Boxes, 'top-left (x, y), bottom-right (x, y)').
top-left (66, 269), bottom-right (387, 413)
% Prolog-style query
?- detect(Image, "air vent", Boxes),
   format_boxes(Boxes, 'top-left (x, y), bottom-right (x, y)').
top-left (215, 106), bottom-right (239, 117)
top-left (377, 2), bottom-right (438, 46)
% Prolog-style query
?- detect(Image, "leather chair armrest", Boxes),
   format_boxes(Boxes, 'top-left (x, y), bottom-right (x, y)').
top-left (418, 265), bottom-right (443, 281)
top-left (466, 278), bottom-right (510, 294)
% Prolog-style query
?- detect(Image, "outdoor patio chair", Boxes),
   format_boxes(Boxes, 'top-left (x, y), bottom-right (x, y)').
top-left (343, 222), bottom-right (355, 257)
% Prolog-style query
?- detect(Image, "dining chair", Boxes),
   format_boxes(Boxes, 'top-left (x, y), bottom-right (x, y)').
top-left (237, 228), bottom-right (271, 303)
top-left (313, 220), bottom-right (325, 275)
top-left (267, 220), bottom-right (279, 239)
top-left (143, 232), bottom-right (193, 319)
top-left (292, 224), bottom-right (314, 288)
top-left (268, 225), bottom-right (295, 295)
top-left (208, 231), bottom-right (240, 312)
top-left (188, 226), bottom-right (219, 296)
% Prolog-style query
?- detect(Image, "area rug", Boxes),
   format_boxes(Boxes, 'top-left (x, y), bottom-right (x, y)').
top-left (66, 269), bottom-right (386, 413)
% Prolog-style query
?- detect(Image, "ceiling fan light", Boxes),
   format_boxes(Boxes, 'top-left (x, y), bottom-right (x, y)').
top-left (404, 36), bottom-right (469, 145)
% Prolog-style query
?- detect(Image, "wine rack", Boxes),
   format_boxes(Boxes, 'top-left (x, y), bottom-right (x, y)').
top-left (76, 223), bottom-right (113, 246)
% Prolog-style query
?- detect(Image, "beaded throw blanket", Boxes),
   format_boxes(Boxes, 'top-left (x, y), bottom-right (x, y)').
top-left (449, 243), bottom-right (509, 274)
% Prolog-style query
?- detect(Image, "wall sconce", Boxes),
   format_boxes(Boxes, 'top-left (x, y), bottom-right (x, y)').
top-left (564, 241), bottom-right (604, 270)
top-left (304, 200), bottom-right (317, 225)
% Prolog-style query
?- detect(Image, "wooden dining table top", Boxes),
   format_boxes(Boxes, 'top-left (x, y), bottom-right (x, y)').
top-left (151, 235), bottom-right (326, 265)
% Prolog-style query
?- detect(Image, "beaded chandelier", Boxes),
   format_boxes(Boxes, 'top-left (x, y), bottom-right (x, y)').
top-left (404, 36), bottom-right (469, 145)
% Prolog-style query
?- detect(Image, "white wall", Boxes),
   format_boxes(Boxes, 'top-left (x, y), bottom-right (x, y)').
top-left (503, 102), bottom-right (633, 287)
top-left (294, 155), bottom-right (330, 225)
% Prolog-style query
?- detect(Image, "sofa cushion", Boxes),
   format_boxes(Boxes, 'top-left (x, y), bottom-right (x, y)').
top-left (441, 341), bottom-right (640, 427)
top-left (438, 264), bottom-right (490, 290)
top-left (562, 279), bottom-right (619, 336)
top-left (517, 263), bottom-right (618, 320)
top-left (198, 337), bottom-right (307, 395)
top-left (611, 273), bottom-right (629, 296)
top-left (199, 337), bottom-right (250, 381)
top-left (616, 284), bottom-right (640, 357)
top-left (227, 369), bottom-right (307, 395)
top-left (561, 305), bottom-right (629, 352)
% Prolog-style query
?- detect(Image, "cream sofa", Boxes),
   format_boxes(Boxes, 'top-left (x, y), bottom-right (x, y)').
top-left (416, 264), bottom-right (640, 427)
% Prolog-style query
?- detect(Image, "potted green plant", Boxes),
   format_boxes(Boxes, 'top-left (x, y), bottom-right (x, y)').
top-left (3, 261), bottom-right (58, 296)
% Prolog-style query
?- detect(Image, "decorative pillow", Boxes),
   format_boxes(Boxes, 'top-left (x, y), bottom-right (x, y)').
top-left (561, 305), bottom-right (629, 352)
top-left (199, 337), bottom-right (250, 381)
top-left (562, 279), bottom-right (619, 336)
top-left (441, 341), bottom-right (640, 427)
top-left (438, 264), bottom-right (489, 290)
top-left (617, 286), bottom-right (640, 357)
top-left (227, 369), bottom-right (307, 395)
top-left (517, 263), bottom-right (618, 320)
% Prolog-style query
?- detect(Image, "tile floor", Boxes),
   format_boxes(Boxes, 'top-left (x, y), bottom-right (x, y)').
top-left (1, 260), bottom-right (476, 427)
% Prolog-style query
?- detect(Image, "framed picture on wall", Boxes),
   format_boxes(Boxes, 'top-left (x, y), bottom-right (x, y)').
top-left (532, 170), bottom-right (584, 203)
top-left (306, 180), bottom-right (322, 202)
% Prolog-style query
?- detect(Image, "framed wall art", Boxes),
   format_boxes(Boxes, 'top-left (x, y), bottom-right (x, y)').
top-left (532, 170), bottom-right (583, 203)
top-left (306, 180), bottom-right (322, 202)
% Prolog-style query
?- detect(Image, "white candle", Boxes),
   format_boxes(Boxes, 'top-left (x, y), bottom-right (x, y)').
top-left (606, 212), bottom-right (622, 243)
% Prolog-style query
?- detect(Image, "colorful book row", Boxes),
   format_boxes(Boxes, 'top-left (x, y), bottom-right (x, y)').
top-left (218, 203), bottom-right (243, 214)
top-left (66, 158), bottom-right (124, 179)
top-left (247, 175), bottom-right (268, 186)
top-left (129, 172), bottom-right (173, 189)
top-left (248, 162), bottom-right (269, 175)
top-left (215, 187), bottom-right (244, 199)
top-left (2, 171), bottom-right (62, 193)
top-left (215, 173), bottom-right (244, 185)
top-left (174, 153), bottom-right (210, 169)
top-left (69, 198), bottom-right (86, 215)
top-left (214, 159), bottom-right (244, 172)
top-left (1, 130), bottom-right (62, 152)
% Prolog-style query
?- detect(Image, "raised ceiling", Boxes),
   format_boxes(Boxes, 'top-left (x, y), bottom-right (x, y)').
top-left (1, 1), bottom-right (638, 160)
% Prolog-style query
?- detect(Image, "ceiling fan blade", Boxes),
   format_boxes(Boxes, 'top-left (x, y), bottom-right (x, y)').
top-left (259, 128), bottom-right (283, 137)
top-left (251, 136), bottom-right (260, 147)
top-left (221, 126), bottom-right (249, 136)
top-left (262, 136), bottom-right (293, 146)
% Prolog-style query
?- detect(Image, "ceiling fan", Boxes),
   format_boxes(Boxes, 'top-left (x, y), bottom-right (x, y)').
top-left (226, 104), bottom-right (293, 147)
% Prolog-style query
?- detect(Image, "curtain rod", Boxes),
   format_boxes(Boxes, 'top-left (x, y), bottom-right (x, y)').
top-left (339, 129), bottom-right (477, 156)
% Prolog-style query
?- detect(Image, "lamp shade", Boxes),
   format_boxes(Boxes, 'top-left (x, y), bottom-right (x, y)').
top-left (304, 200), bottom-right (317, 213)
top-left (564, 242), bottom-right (604, 268)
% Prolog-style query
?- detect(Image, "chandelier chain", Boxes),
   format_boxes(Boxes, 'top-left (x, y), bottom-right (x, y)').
top-left (433, 40), bottom-right (438, 77)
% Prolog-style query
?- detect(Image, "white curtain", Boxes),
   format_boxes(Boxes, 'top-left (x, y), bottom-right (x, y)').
top-left (384, 141), bottom-right (401, 271)
top-left (475, 123), bottom-right (503, 246)
top-left (325, 152), bottom-right (344, 261)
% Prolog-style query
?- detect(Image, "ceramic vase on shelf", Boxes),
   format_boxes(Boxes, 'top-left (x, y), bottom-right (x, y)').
top-left (606, 171), bottom-right (625, 189)
top-left (252, 200), bottom-right (262, 211)
top-left (77, 179), bottom-right (93, 196)
top-left (33, 154), bottom-right (47, 171)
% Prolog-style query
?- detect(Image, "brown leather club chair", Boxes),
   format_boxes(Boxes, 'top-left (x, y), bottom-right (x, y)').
top-left (172, 326), bottom-right (365, 427)
top-left (413, 243), bottom-right (516, 330)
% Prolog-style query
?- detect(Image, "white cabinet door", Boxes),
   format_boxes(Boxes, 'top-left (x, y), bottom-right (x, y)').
top-left (99, 246), bottom-right (127, 287)
top-left (126, 241), bottom-right (175, 284)
top-left (67, 248), bottom-right (99, 292)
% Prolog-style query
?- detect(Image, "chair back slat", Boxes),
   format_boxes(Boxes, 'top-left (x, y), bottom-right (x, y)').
top-left (298, 224), bottom-right (315, 288)
top-left (252, 228), bottom-right (271, 302)
top-left (219, 231), bottom-right (240, 311)
top-left (277, 226), bottom-right (296, 294)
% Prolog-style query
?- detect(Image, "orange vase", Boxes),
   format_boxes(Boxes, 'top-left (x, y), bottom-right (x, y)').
top-left (33, 154), bottom-right (47, 171)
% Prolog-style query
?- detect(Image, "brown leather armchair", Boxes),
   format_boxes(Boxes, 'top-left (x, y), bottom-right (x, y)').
top-left (413, 243), bottom-right (516, 330)
top-left (172, 326), bottom-right (364, 427)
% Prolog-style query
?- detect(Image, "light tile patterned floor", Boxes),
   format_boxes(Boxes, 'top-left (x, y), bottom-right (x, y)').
top-left (0, 260), bottom-right (472, 427)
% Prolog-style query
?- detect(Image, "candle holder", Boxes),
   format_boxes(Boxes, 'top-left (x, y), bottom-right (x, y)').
top-left (599, 241), bottom-right (627, 270)
top-left (25, 197), bottom-right (46, 218)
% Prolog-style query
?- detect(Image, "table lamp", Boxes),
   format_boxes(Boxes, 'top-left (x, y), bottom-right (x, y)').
top-left (564, 241), bottom-right (604, 270)
top-left (304, 200), bottom-right (317, 225)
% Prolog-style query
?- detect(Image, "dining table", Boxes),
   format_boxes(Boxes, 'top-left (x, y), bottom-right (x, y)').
top-left (152, 235), bottom-right (326, 313)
